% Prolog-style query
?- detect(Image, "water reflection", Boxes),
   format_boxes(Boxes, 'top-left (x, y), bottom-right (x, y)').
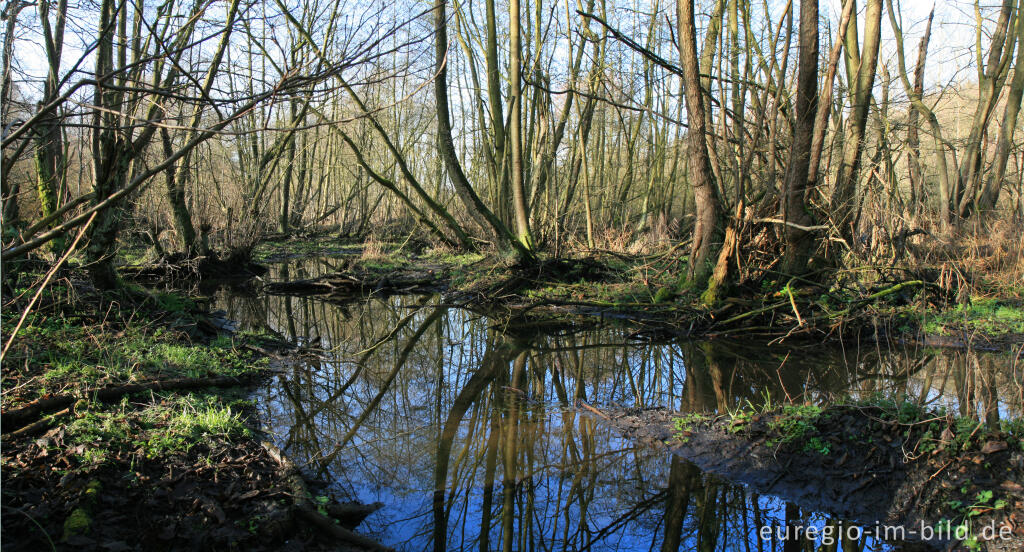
top-left (216, 262), bottom-right (1021, 552)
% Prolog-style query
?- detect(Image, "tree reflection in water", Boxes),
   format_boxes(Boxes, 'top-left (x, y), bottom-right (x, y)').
top-left (216, 263), bottom-right (1021, 551)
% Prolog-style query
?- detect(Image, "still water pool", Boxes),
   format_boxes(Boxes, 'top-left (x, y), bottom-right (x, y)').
top-left (215, 261), bottom-right (1021, 551)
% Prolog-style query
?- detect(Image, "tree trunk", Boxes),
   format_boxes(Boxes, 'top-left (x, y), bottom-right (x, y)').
top-left (807, 0), bottom-right (855, 188)
top-left (280, 97), bottom-right (299, 234)
top-left (977, 0), bottom-right (1024, 215)
top-left (956, 0), bottom-right (1017, 218)
top-left (887, 0), bottom-right (952, 230)
top-left (678, 0), bottom-right (721, 289)
top-left (86, 0), bottom-right (125, 289)
top-left (780, 0), bottom-right (819, 276)
top-left (829, 0), bottom-right (882, 246)
top-left (33, 0), bottom-right (69, 250)
top-left (161, 128), bottom-right (197, 253)
top-left (906, 8), bottom-right (934, 219)
top-left (484, 0), bottom-right (509, 226)
top-left (1, 1), bottom-right (24, 230)
top-left (432, 0), bottom-right (532, 261)
top-left (508, 0), bottom-right (533, 251)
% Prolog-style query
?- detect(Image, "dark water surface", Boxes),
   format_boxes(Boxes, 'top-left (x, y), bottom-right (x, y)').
top-left (216, 260), bottom-right (1022, 552)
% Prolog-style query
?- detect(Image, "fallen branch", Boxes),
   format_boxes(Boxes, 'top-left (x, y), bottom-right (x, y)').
top-left (577, 400), bottom-right (611, 420)
top-left (1, 375), bottom-right (253, 433)
top-left (825, 280), bottom-right (926, 319)
top-left (1, 407), bottom-right (71, 440)
top-left (714, 301), bottom-right (790, 327)
top-left (261, 441), bottom-right (393, 552)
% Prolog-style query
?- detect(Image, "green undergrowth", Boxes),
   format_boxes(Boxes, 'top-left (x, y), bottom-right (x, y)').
top-left (1, 286), bottom-right (268, 411)
top-left (420, 248), bottom-right (485, 267)
top-left (2, 280), bottom-right (265, 485)
top-left (5, 320), bottom-right (264, 406)
top-left (61, 392), bottom-right (252, 466)
top-left (673, 395), bottom-right (1024, 457)
top-left (920, 297), bottom-right (1024, 337)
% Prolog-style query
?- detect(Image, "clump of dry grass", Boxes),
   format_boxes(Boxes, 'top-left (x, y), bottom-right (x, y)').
top-left (360, 238), bottom-right (387, 262)
top-left (918, 219), bottom-right (1024, 299)
top-left (574, 226), bottom-right (663, 256)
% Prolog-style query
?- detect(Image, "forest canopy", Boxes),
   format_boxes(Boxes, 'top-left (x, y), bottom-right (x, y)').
top-left (2, 0), bottom-right (1022, 296)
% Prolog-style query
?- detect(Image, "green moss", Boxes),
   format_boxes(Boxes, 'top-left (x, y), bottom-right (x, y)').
top-left (63, 508), bottom-right (92, 540)
top-left (653, 286), bottom-right (675, 303)
top-left (84, 480), bottom-right (102, 501)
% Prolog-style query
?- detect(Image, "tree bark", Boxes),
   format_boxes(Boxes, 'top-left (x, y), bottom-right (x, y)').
top-left (829, 0), bottom-right (882, 246)
top-left (508, 0), bottom-right (533, 250)
top-left (781, 0), bottom-right (819, 276)
top-left (433, 0), bottom-right (532, 261)
top-left (887, 0), bottom-right (952, 230)
top-left (807, 0), bottom-right (855, 188)
top-left (906, 8), bottom-right (934, 219)
top-left (1, 1), bottom-right (24, 228)
top-left (161, 128), bottom-right (197, 252)
top-left (678, 0), bottom-right (721, 288)
top-left (33, 0), bottom-right (68, 250)
top-left (956, 0), bottom-right (1017, 218)
top-left (977, 0), bottom-right (1024, 215)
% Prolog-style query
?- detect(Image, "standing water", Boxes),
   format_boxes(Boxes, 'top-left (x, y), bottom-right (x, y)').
top-left (215, 259), bottom-right (1022, 551)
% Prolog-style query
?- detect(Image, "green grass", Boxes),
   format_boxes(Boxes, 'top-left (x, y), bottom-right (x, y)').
top-left (921, 297), bottom-right (1024, 336)
top-left (3, 292), bottom-right (267, 409)
top-left (765, 404), bottom-right (823, 448)
top-left (66, 394), bottom-right (252, 464)
top-left (30, 327), bottom-right (262, 395)
top-left (141, 394), bottom-right (250, 456)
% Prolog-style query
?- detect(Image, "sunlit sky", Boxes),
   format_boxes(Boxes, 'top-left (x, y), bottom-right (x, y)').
top-left (4, 0), bottom-right (1001, 109)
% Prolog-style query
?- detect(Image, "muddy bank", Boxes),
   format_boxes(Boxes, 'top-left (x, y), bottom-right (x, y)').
top-left (593, 404), bottom-right (1024, 550)
top-left (2, 405), bottom-right (386, 551)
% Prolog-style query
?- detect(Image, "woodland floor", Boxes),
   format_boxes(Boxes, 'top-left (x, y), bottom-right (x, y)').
top-left (0, 275), bottom-right (388, 552)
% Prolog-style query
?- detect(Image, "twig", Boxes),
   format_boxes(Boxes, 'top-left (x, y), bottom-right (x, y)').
top-left (784, 279), bottom-right (804, 326)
